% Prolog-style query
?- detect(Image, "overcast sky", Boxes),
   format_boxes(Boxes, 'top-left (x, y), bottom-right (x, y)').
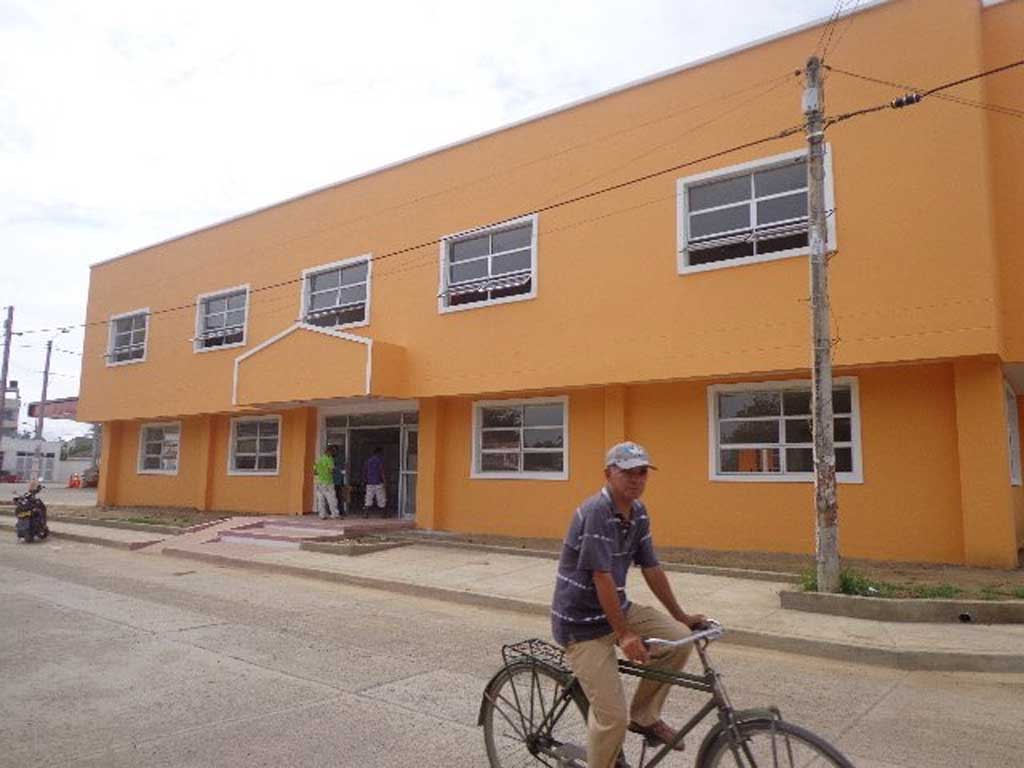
top-left (1, 0), bottom-right (850, 440)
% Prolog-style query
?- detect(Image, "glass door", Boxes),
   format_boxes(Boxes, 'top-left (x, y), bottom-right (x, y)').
top-left (400, 426), bottom-right (418, 519)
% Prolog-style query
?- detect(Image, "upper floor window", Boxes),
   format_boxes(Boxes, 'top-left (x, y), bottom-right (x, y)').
top-left (677, 148), bottom-right (835, 273)
top-left (196, 286), bottom-right (248, 351)
top-left (302, 256), bottom-right (370, 329)
top-left (138, 422), bottom-right (180, 474)
top-left (440, 215), bottom-right (537, 312)
top-left (708, 378), bottom-right (862, 483)
top-left (107, 309), bottom-right (148, 365)
top-left (472, 396), bottom-right (567, 480)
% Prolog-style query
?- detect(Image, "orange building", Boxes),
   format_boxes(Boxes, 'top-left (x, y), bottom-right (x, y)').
top-left (78, 0), bottom-right (1024, 567)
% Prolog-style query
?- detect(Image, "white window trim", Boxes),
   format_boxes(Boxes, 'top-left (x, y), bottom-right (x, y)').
top-left (106, 307), bottom-right (150, 367)
top-left (438, 213), bottom-right (539, 315)
top-left (676, 146), bottom-right (837, 275)
top-left (1005, 381), bottom-right (1022, 487)
top-left (299, 254), bottom-right (372, 331)
top-left (193, 284), bottom-right (250, 354)
top-left (471, 395), bottom-right (568, 481)
top-left (706, 376), bottom-right (863, 484)
top-left (227, 414), bottom-right (282, 477)
top-left (137, 421), bottom-right (181, 475)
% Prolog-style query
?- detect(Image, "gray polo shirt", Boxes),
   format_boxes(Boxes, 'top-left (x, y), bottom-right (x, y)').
top-left (550, 487), bottom-right (659, 647)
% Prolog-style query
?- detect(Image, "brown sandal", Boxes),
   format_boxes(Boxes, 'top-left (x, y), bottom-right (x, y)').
top-left (628, 719), bottom-right (685, 751)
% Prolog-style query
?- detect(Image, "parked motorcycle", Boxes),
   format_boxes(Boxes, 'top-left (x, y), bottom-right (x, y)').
top-left (13, 480), bottom-right (49, 543)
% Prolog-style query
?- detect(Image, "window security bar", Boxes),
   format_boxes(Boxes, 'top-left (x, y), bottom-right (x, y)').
top-left (688, 217), bottom-right (809, 253)
top-left (444, 270), bottom-right (532, 298)
top-left (197, 325), bottom-right (245, 340)
top-left (305, 300), bottom-right (365, 319)
top-left (106, 343), bottom-right (146, 359)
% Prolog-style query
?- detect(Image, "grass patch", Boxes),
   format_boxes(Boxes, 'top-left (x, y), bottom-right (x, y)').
top-left (909, 583), bottom-right (961, 599)
top-left (801, 568), bottom-right (961, 599)
top-left (978, 585), bottom-right (1024, 601)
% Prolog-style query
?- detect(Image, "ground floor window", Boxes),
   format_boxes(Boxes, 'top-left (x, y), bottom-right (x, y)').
top-left (230, 416), bottom-right (280, 475)
top-left (708, 378), bottom-right (862, 482)
top-left (472, 397), bottom-right (567, 480)
top-left (138, 422), bottom-right (180, 474)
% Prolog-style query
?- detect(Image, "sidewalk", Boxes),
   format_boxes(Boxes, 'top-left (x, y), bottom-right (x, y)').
top-left (5, 515), bottom-right (1024, 672)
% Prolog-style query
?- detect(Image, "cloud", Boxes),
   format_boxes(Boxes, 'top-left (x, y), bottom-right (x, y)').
top-left (1, 0), bottom-right (844, 439)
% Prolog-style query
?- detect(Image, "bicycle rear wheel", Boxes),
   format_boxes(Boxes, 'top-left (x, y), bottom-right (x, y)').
top-left (482, 660), bottom-right (589, 768)
top-left (700, 718), bottom-right (854, 768)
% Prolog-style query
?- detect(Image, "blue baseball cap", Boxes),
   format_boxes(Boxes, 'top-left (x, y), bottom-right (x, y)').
top-left (605, 441), bottom-right (657, 470)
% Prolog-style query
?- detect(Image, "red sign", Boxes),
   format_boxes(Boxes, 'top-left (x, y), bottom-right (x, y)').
top-left (27, 397), bottom-right (79, 420)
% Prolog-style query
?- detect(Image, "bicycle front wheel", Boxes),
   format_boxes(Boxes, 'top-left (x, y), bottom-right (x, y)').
top-left (482, 660), bottom-right (589, 768)
top-left (700, 718), bottom-right (854, 768)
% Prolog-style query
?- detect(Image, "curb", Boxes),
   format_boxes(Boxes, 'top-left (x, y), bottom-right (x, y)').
top-left (395, 535), bottom-right (799, 584)
top-left (161, 546), bottom-right (548, 615)
top-left (159, 545), bottom-right (1024, 673)
top-left (0, 519), bottom-right (161, 551)
top-left (781, 590), bottom-right (1024, 624)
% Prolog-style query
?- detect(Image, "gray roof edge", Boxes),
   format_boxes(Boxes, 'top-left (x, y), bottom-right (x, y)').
top-left (91, 0), bottom-right (892, 270)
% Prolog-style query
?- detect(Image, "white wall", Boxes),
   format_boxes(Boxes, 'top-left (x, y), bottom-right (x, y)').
top-left (0, 436), bottom-right (63, 482)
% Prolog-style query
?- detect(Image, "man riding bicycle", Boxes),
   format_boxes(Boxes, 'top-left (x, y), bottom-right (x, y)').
top-left (550, 442), bottom-right (706, 768)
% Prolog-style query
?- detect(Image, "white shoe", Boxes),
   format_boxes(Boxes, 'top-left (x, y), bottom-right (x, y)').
top-left (318, 514), bottom-right (328, 520)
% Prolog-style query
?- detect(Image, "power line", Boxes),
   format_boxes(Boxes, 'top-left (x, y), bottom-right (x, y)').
top-left (77, 70), bottom-right (802, 305)
top-left (826, 65), bottom-right (1024, 118)
top-left (15, 122), bottom-right (804, 337)
top-left (822, 0), bottom-right (863, 63)
top-left (824, 58), bottom-right (1024, 127)
top-left (815, 0), bottom-right (849, 61)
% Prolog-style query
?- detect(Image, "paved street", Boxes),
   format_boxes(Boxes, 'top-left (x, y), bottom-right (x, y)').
top-left (1, 536), bottom-right (1021, 768)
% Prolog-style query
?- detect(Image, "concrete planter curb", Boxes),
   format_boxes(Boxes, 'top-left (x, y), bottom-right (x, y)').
top-left (159, 545), bottom-right (1024, 672)
top-left (780, 590), bottom-right (1024, 624)
top-left (395, 535), bottom-right (799, 584)
top-left (301, 540), bottom-right (413, 557)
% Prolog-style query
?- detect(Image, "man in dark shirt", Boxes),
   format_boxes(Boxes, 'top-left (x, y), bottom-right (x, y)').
top-left (551, 442), bottom-right (705, 768)
top-left (363, 446), bottom-right (387, 516)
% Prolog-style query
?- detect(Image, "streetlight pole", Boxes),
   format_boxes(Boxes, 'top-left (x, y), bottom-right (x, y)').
top-left (32, 328), bottom-right (69, 482)
top-left (33, 339), bottom-right (54, 481)
top-left (0, 306), bottom-right (12, 473)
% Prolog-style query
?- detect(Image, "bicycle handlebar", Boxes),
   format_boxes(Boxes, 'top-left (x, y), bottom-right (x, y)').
top-left (644, 619), bottom-right (724, 649)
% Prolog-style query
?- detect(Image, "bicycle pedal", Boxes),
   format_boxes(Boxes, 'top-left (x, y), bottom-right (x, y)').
top-left (550, 742), bottom-right (587, 764)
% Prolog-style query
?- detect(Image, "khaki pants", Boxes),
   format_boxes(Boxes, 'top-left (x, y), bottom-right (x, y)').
top-left (564, 604), bottom-right (691, 768)
top-left (314, 482), bottom-right (340, 518)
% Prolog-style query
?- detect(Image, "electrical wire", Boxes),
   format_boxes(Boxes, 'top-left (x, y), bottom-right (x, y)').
top-left (825, 58), bottom-right (1024, 127)
top-left (73, 70), bottom-right (803, 304)
top-left (14, 123), bottom-right (804, 337)
top-left (815, 0), bottom-right (849, 61)
top-left (821, 0), bottom-right (863, 63)
top-left (825, 65), bottom-right (1024, 119)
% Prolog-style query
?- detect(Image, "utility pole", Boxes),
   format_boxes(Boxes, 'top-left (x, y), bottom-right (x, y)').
top-left (0, 306), bottom-right (12, 473)
top-left (33, 339), bottom-right (53, 481)
top-left (804, 56), bottom-right (840, 593)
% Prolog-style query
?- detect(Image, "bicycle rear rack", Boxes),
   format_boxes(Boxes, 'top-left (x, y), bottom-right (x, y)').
top-left (501, 638), bottom-right (573, 676)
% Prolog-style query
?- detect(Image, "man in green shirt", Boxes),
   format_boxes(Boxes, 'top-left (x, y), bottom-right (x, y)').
top-left (313, 445), bottom-right (341, 520)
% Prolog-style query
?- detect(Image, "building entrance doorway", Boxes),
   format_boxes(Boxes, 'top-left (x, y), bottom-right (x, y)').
top-left (321, 408), bottom-right (418, 519)
top-left (349, 428), bottom-right (400, 517)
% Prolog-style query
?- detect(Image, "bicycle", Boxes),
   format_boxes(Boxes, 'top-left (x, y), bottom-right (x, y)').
top-left (478, 621), bottom-right (855, 767)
